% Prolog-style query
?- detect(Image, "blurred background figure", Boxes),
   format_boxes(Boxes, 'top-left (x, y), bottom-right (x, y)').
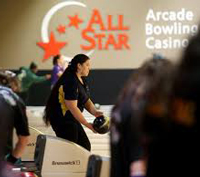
top-left (146, 28), bottom-right (200, 177)
top-left (0, 70), bottom-right (21, 93)
top-left (110, 57), bottom-right (174, 177)
top-left (17, 62), bottom-right (51, 104)
top-left (0, 71), bottom-right (30, 166)
top-left (51, 55), bottom-right (68, 88)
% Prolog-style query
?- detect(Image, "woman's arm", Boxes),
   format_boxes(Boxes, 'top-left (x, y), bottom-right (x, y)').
top-left (65, 100), bottom-right (96, 132)
top-left (12, 135), bottom-right (29, 158)
top-left (85, 99), bottom-right (103, 117)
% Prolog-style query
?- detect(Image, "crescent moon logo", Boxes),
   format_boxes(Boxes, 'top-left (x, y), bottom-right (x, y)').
top-left (39, 0), bottom-right (94, 62)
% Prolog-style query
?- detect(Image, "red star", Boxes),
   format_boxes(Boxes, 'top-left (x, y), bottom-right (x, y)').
top-left (37, 32), bottom-right (67, 62)
top-left (57, 25), bottom-right (66, 34)
top-left (68, 14), bottom-right (83, 29)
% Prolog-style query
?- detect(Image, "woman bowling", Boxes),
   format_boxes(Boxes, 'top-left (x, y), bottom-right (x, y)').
top-left (43, 54), bottom-right (102, 151)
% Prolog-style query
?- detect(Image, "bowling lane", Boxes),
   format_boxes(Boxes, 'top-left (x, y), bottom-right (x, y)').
top-left (26, 105), bottom-right (113, 157)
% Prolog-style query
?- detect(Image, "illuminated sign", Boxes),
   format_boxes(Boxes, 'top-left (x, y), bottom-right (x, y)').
top-left (37, 1), bottom-right (130, 62)
top-left (81, 9), bottom-right (130, 51)
top-left (145, 8), bottom-right (198, 49)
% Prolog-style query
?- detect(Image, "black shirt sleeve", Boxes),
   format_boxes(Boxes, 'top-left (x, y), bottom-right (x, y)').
top-left (63, 76), bottom-right (78, 100)
top-left (13, 96), bottom-right (30, 136)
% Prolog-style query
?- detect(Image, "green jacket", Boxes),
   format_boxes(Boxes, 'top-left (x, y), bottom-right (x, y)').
top-left (17, 67), bottom-right (46, 92)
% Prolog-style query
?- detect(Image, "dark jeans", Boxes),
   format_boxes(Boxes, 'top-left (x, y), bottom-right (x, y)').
top-left (52, 120), bottom-right (91, 151)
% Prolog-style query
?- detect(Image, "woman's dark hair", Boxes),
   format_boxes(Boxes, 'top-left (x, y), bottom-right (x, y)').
top-left (67, 54), bottom-right (90, 73)
top-left (29, 62), bottom-right (37, 70)
top-left (113, 57), bottom-right (173, 113)
top-left (112, 57), bottom-right (174, 142)
top-left (53, 55), bottom-right (61, 65)
top-left (0, 72), bottom-right (20, 92)
top-left (173, 30), bottom-right (200, 100)
top-left (111, 57), bottom-right (174, 135)
top-left (43, 54), bottom-right (90, 126)
top-left (0, 72), bottom-right (9, 86)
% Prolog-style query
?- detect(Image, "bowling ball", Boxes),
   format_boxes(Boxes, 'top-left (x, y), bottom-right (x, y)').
top-left (93, 115), bottom-right (110, 134)
top-left (21, 172), bottom-right (38, 177)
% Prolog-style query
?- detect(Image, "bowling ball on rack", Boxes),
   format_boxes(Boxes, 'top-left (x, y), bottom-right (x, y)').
top-left (93, 115), bottom-right (110, 134)
top-left (21, 172), bottom-right (38, 177)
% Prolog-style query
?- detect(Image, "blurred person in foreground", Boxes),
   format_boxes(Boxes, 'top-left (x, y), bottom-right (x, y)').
top-left (110, 57), bottom-right (174, 177)
top-left (0, 71), bottom-right (30, 166)
top-left (146, 29), bottom-right (200, 177)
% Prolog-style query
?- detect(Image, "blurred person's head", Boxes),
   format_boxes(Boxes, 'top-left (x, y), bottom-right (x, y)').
top-left (0, 72), bottom-right (9, 86)
top-left (9, 77), bottom-right (21, 93)
top-left (113, 57), bottom-right (174, 117)
top-left (171, 28), bottom-right (200, 128)
top-left (53, 54), bottom-right (65, 66)
top-left (111, 57), bottom-right (174, 146)
top-left (141, 58), bottom-right (174, 117)
top-left (0, 71), bottom-right (21, 92)
top-left (29, 62), bottom-right (38, 73)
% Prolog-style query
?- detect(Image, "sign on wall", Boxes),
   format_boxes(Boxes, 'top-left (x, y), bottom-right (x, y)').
top-left (1, 0), bottom-right (200, 69)
top-left (145, 8), bottom-right (198, 49)
top-left (37, 1), bottom-right (130, 62)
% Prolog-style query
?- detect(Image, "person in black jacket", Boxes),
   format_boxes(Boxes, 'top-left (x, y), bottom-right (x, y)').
top-left (0, 72), bottom-right (30, 165)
